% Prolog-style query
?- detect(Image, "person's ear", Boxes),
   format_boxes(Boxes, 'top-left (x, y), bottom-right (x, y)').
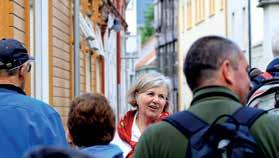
top-left (18, 63), bottom-right (28, 79)
top-left (221, 60), bottom-right (234, 85)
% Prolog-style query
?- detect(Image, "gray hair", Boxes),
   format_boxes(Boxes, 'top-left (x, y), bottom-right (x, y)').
top-left (184, 36), bottom-right (241, 90)
top-left (0, 68), bottom-right (20, 76)
top-left (127, 72), bottom-right (172, 112)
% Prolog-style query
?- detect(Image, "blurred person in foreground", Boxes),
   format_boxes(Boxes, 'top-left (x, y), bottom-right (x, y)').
top-left (134, 36), bottom-right (279, 158)
top-left (0, 38), bottom-right (67, 158)
top-left (67, 93), bottom-right (123, 158)
top-left (266, 31), bottom-right (279, 77)
top-left (24, 146), bottom-right (91, 158)
top-left (246, 32), bottom-right (279, 110)
top-left (112, 72), bottom-right (172, 158)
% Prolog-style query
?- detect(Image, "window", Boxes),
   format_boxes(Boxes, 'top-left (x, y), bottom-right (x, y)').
top-left (187, 0), bottom-right (193, 29)
top-left (126, 0), bottom-right (134, 10)
top-left (209, 0), bottom-right (215, 16)
top-left (158, 2), bottom-right (162, 27)
top-left (85, 52), bottom-right (91, 92)
top-left (201, 0), bottom-right (205, 19)
top-left (195, 0), bottom-right (205, 24)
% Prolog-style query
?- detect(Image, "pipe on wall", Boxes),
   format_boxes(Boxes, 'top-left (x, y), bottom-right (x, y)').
top-left (74, 0), bottom-right (80, 96)
top-left (248, 0), bottom-right (252, 67)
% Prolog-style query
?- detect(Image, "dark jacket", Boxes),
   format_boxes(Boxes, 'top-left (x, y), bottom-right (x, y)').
top-left (134, 86), bottom-right (279, 158)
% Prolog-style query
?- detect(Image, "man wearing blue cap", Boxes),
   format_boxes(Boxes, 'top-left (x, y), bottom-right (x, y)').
top-left (266, 32), bottom-right (279, 76)
top-left (0, 38), bottom-right (68, 158)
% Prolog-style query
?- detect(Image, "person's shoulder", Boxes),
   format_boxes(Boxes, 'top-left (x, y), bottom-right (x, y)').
top-left (142, 121), bottom-right (185, 141)
top-left (146, 121), bottom-right (173, 133)
top-left (81, 144), bottom-right (123, 158)
top-left (23, 96), bottom-right (58, 114)
top-left (253, 111), bottom-right (279, 126)
top-left (11, 93), bottom-right (50, 107)
top-left (9, 95), bottom-right (61, 120)
top-left (0, 93), bottom-right (56, 113)
top-left (250, 111), bottom-right (279, 158)
top-left (135, 121), bottom-right (188, 158)
top-left (250, 111), bottom-right (279, 135)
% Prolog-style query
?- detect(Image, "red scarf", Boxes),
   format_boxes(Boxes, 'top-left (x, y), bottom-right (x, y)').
top-left (117, 110), bottom-right (169, 158)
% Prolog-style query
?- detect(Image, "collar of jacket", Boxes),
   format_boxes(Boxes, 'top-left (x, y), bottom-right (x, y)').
top-left (191, 86), bottom-right (240, 106)
top-left (0, 84), bottom-right (26, 95)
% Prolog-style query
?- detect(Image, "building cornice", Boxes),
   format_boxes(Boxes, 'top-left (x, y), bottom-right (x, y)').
top-left (258, 0), bottom-right (279, 7)
top-left (102, 0), bottom-right (128, 30)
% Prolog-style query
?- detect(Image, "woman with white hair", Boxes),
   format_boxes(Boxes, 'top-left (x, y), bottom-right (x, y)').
top-left (112, 72), bottom-right (172, 158)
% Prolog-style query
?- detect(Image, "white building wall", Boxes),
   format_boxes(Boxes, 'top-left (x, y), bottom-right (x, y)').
top-left (227, 0), bottom-right (266, 70)
top-left (120, 0), bottom-right (140, 117)
top-left (120, 30), bottom-right (129, 117)
top-left (136, 37), bottom-right (156, 64)
top-left (227, 1), bottom-right (279, 70)
top-left (104, 27), bottom-right (118, 115)
top-left (126, 0), bottom-right (138, 36)
top-left (178, 0), bottom-right (226, 109)
top-left (177, 0), bottom-right (187, 111)
top-left (125, 0), bottom-right (138, 55)
top-left (227, 1), bottom-right (248, 51)
top-left (33, 0), bottom-right (49, 103)
top-left (261, 3), bottom-right (279, 68)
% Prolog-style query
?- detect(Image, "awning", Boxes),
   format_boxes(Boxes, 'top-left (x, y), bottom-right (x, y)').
top-left (79, 12), bottom-right (104, 56)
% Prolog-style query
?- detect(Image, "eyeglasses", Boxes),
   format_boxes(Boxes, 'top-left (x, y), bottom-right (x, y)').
top-left (27, 63), bottom-right (32, 73)
top-left (7, 62), bottom-right (32, 73)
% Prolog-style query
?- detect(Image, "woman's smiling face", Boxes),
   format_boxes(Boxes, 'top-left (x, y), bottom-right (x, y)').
top-left (136, 86), bottom-right (168, 121)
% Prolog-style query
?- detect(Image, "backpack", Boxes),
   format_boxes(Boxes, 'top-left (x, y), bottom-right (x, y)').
top-left (248, 67), bottom-right (273, 90)
top-left (247, 78), bottom-right (279, 112)
top-left (164, 107), bottom-right (266, 158)
top-left (247, 62), bottom-right (279, 112)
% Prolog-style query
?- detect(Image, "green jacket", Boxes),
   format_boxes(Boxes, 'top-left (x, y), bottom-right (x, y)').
top-left (134, 86), bottom-right (279, 158)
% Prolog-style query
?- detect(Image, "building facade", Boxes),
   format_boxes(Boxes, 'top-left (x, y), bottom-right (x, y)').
top-left (227, 0), bottom-right (279, 70)
top-left (177, 0), bottom-right (279, 110)
top-left (227, 0), bottom-right (265, 70)
top-left (0, 0), bottom-right (127, 124)
top-left (154, 0), bottom-right (179, 112)
top-left (258, 0), bottom-right (279, 68)
top-left (177, 0), bottom-right (227, 110)
top-left (135, 35), bottom-right (158, 76)
top-left (121, 0), bottom-right (156, 115)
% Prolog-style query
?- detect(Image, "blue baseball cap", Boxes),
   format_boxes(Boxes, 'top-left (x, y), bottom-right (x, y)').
top-left (266, 58), bottom-right (279, 73)
top-left (0, 38), bottom-right (34, 70)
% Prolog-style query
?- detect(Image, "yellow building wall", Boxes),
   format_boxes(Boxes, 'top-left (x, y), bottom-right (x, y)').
top-left (80, 0), bottom-right (106, 94)
top-left (0, 0), bottom-right (108, 125)
top-left (0, 0), bottom-right (31, 95)
top-left (49, 0), bottom-right (73, 124)
top-left (80, 49), bottom-right (86, 93)
top-left (91, 53), bottom-right (97, 92)
top-left (177, 0), bottom-right (188, 111)
top-left (177, 0), bottom-right (227, 110)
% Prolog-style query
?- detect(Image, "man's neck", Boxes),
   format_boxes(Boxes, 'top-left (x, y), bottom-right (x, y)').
top-left (0, 84), bottom-right (26, 95)
top-left (0, 77), bottom-right (22, 88)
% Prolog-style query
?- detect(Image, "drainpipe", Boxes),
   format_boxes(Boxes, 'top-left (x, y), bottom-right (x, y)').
top-left (248, 0), bottom-right (252, 68)
top-left (74, 0), bottom-right (80, 96)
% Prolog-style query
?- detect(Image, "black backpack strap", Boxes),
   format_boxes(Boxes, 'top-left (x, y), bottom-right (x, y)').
top-left (230, 107), bottom-right (267, 128)
top-left (164, 111), bottom-right (208, 137)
